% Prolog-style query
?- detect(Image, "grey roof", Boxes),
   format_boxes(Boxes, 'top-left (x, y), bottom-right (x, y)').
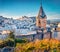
top-left (38, 6), bottom-right (46, 18)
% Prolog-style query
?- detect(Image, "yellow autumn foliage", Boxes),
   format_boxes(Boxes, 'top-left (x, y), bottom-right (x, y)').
top-left (0, 40), bottom-right (4, 44)
top-left (16, 39), bottom-right (60, 52)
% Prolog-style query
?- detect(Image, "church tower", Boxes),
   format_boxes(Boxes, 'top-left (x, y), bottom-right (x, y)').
top-left (36, 1), bottom-right (47, 29)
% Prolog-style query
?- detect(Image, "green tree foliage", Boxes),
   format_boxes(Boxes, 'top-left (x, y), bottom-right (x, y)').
top-left (8, 31), bottom-right (15, 39)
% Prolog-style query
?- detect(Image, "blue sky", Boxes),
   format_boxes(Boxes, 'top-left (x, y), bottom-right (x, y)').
top-left (0, 0), bottom-right (60, 19)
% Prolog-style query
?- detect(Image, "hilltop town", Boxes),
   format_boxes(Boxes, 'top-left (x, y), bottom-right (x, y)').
top-left (0, 5), bottom-right (60, 41)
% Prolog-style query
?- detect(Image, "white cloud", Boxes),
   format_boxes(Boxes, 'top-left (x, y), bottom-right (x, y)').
top-left (47, 14), bottom-right (60, 19)
top-left (0, 12), bottom-right (36, 19)
top-left (0, 12), bottom-right (60, 20)
top-left (0, 13), bottom-right (22, 19)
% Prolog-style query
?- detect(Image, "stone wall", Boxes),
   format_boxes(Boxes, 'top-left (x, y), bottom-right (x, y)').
top-left (15, 31), bottom-right (60, 41)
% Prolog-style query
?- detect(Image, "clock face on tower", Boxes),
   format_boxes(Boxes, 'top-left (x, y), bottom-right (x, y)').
top-left (42, 21), bottom-right (45, 25)
top-left (42, 20), bottom-right (46, 23)
top-left (40, 19), bottom-right (46, 28)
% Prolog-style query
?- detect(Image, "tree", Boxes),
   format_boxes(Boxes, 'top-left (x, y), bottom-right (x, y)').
top-left (8, 31), bottom-right (15, 47)
top-left (9, 31), bottom-right (15, 39)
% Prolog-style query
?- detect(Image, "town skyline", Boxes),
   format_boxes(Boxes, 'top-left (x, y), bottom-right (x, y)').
top-left (0, 0), bottom-right (60, 19)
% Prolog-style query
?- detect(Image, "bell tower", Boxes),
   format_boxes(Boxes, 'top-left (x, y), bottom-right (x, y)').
top-left (36, 0), bottom-right (47, 29)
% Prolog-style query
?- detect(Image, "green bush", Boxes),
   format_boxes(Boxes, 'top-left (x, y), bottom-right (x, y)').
top-left (15, 38), bottom-right (28, 43)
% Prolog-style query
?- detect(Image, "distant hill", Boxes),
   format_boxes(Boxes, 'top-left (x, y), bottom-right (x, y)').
top-left (0, 16), bottom-right (60, 23)
top-left (47, 19), bottom-right (60, 23)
